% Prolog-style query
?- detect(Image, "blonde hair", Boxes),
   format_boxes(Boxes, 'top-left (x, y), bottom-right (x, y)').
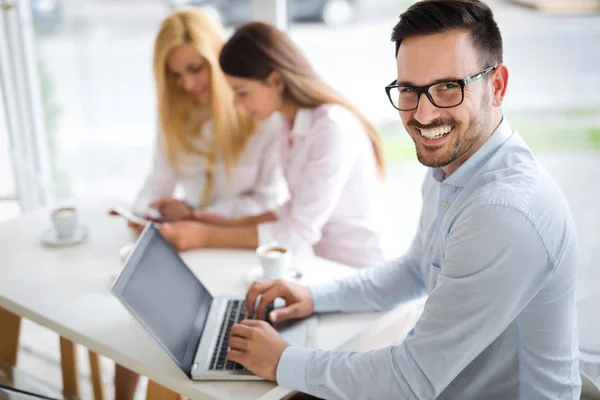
top-left (219, 21), bottom-right (386, 178)
top-left (153, 8), bottom-right (256, 172)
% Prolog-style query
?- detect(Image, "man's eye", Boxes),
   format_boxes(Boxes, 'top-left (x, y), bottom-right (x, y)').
top-left (399, 87), bottom-right (415, 94)
top-left (439, 82), bottom-right (460, 90)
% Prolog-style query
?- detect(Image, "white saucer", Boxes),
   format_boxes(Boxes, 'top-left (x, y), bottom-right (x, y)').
top-left (41, 226), bottom-right (88, 247)
top-left (245, 266), bottom-right (302, 286)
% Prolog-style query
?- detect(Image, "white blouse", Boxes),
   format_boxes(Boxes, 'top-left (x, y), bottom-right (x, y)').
top-left (133, 116), bottom-right (288, 218)
top-left (258, 105), bottom-right (385, 268)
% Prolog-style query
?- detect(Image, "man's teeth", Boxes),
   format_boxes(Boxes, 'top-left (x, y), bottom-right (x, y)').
top-left (420, 126), bottom-right (452, 139)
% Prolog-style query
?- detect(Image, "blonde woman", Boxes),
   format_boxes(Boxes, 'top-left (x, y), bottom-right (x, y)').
top-left (131, 8), bottom-right (287, 244)
top-left (177, 21), bottom-right (386, 269)
top-left (115, 10), bottom-right (286, 400)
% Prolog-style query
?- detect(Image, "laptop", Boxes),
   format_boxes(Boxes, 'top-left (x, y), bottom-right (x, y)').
top-left (111, 224), bottom-right (317, 380)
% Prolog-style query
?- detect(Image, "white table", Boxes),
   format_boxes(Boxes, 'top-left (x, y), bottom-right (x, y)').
top-left (0, 198), bottom-right (423, 400)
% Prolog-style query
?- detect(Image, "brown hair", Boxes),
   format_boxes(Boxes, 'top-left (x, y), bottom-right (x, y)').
top-left (219, 21), bottom-right (385, 178)
top-left (154, 8), bottom-right (255, 173)
top-left (392, 0), bottom-right (503, 69)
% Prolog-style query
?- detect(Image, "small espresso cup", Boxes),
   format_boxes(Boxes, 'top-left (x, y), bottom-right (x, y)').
top-left (51, 206), bottom-right (78, 238)
top-left (256, 244), bottom-right (291, 280)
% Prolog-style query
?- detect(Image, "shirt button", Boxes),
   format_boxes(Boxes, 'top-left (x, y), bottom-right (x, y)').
top-left (443, 203), bottom-right (449, 209)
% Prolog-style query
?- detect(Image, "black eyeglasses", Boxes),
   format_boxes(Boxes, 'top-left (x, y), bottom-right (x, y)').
top-left (385, 66), bottom-right (497, 111)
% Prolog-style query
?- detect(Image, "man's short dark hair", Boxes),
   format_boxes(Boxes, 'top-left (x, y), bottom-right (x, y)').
top-left (392, 0), bottom-right (503, 69)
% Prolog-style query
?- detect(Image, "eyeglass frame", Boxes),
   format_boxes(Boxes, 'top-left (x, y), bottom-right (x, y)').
top-left (384, 66), bottom-right (497, 111)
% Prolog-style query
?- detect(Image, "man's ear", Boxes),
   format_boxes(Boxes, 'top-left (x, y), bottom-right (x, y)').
top-left (491, 64), bottom-right (509, 108)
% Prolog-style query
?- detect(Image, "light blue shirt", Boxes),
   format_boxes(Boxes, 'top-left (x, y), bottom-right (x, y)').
top-left (276, 119), bottom-right (581, 399)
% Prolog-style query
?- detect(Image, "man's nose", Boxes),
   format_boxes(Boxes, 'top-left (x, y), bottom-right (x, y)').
top-left (413, 93), bottom-right (440, 125)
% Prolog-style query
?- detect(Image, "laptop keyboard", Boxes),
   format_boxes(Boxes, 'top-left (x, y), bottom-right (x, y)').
top-left (209, 299), bottom-right (247, 371)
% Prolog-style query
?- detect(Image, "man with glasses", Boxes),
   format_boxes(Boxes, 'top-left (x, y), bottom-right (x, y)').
top-left (226, 1), bottom-right (581, 398)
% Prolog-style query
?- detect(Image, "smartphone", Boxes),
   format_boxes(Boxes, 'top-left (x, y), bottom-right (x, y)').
top-left (109, 206), bottom-right (149, 226)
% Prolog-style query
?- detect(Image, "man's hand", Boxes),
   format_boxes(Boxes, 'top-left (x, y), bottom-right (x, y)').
top-left (159, 220), bottom-right (208, 251)
top-left (227, 320), bottom-right (289, 381)
top-left (149, 197), bottom-right (191, 221)
top-left (246, 280), bottom-right (314, 323)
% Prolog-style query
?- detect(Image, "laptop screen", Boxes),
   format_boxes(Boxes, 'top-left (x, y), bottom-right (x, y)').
top-left (112, 224), bottom-right (213, 374)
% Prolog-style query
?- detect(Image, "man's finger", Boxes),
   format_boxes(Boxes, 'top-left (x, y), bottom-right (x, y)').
top-left (239, 319), bottom-right (268, 328)
top-left (229, 323), bottom-right (254, 338)
top-left (228, 336), bottom-right (248, 352)
top-left (246, 280), bottom-right (276, 317)
top-left (256, 283), bottom-right (286, 321)
top-left (227, 349), bottom-right (245, 364)
top-left (270, 303), bottom-right (303, 323)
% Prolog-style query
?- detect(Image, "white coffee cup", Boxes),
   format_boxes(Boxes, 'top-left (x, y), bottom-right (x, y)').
top-left (256, 244), bottom-right (291, 280)
top-left (51, 206), bottom-right (78, 238)
top-left (119, 243), bottom-right (135, 264)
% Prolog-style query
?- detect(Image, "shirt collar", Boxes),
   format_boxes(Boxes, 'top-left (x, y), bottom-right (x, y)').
top-left (433, 118), bottom-right (513, 186)
top-left (290, 108), bottom-right (313, 137)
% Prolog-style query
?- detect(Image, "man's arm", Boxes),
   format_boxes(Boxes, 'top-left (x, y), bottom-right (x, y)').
top-left (277, 205), bottom-right (553, 399)
top-left (308, 245), bottom-right (427, 314)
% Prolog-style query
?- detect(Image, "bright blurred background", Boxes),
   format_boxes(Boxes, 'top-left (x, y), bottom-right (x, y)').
top-left (1, 0), bottom-right (599, 204)
top-left (1, 0), bottom-right (599, 398)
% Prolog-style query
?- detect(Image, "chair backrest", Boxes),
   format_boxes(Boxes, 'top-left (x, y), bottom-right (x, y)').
top-left (577, 256), bottom-right (600, 400)
top-left (582, 369), bottom-right (600, 400)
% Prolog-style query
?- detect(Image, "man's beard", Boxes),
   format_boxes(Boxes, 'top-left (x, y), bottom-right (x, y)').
top-left (408, 95), bottom-right (491, 169)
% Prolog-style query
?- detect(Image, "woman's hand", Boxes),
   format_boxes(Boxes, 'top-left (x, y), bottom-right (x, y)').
top-left (159, 220), bottom-right (209, 251)
top-left (149, 197), bottom-right (191, 221)
top-left (126, 220), bottom-right (146, 235)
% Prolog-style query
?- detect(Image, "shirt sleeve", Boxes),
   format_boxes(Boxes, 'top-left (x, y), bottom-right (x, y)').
top-left (308, 240), bottom-right (426, 314)
top-left (258, 111), bottom-right (363, 251)
top-left (276, 205), bottom-right (553, 399)
top-left (133, 130), bottom-right (178, 213)
top-left (202, 122), bottom-right (289, 217)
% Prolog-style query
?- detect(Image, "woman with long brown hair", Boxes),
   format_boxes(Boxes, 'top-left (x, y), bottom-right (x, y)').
top-left (172, 21), bottom-right (386, 269)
